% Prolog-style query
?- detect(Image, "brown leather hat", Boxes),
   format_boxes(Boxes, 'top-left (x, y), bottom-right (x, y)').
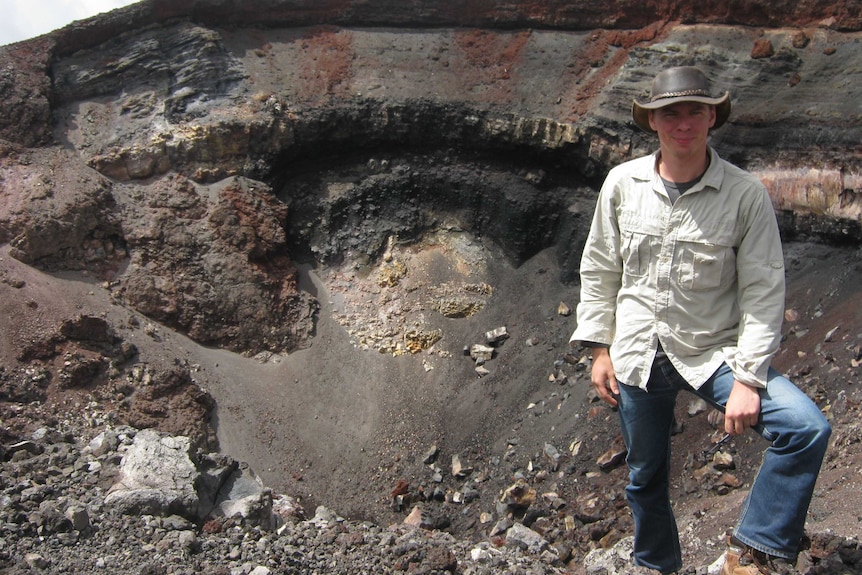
top-left (632, 66), bottom-right (731, 133)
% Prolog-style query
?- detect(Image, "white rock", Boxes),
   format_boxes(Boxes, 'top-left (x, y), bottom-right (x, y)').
top-left (485, 326), bottom-right (509, 343)
top-left (505, 522), bottom-right (549, 554)
top-left (104, 429), bottom-right (200, 517)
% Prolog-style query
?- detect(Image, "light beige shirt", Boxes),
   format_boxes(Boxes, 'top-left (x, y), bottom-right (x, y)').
top-left (570, 147), bottom-right (785, 390)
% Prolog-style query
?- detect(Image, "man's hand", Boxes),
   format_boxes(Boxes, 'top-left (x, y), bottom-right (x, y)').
top-left (724, 380), bottom-right (761, 435)
top-left (590, 347), bottom-right (619, 407)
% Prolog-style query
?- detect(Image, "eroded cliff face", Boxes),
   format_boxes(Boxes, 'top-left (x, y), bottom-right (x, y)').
top-left (1, 1), bottom-right (861, 354)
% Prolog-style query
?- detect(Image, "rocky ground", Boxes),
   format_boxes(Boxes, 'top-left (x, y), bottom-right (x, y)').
top-left (2, 1), bottom-right (862, 574)
top-left (1, 236), bottom-right (861, 575)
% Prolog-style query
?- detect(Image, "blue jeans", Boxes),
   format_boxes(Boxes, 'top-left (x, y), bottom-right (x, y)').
top-left (616, 358), bottom-right (831, 574)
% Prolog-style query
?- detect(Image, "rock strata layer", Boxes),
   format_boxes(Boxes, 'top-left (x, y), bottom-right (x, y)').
top-left (3, 5), bottom-right (861, 352)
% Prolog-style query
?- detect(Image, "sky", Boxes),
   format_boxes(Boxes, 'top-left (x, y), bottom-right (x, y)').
top-left (1, 0), bottom-right (141, 46)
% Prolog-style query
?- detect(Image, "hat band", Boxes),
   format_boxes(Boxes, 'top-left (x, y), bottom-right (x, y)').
top-left (650, 89), bottom-right (712, 102)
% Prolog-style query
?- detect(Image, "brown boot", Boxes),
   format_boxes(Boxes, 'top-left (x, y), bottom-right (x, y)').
top-left (719, 537), bottom-right (796, 575)
top-left (721, 539), bottom-right (762, 575)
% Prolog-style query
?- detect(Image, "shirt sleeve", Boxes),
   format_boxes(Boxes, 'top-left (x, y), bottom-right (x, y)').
top-left (723, 182), bottom-right (786, 388)
top-left (569, 172), bottom-right (624, 348)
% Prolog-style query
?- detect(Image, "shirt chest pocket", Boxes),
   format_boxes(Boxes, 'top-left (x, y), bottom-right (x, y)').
top-left (619, 210), bottom-right (663, 280)
top-left (621, 230), bottom-right (653, 279)
top-left (677, 242), bottom-right (735, 291)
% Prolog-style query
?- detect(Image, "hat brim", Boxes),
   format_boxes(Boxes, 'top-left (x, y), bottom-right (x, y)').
top-left (632, 92), bottom-right (731, 133)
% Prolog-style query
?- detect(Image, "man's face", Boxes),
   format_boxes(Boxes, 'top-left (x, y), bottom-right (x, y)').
top-left (648, 101), bottom-right (716, 157)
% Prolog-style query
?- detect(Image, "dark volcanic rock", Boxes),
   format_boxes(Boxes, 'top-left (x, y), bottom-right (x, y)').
top-left (4, 4), bottom-right (860, 352)
top-left (116, 174), bottom-right (317, 354)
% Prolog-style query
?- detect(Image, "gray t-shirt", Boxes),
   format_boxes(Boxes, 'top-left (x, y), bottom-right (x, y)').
top-left (661, 174), bottom-right (703, 204)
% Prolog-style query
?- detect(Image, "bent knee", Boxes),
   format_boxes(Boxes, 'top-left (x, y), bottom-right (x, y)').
top-left (813, 417), bottom-right (832, 442)
top-left (801, 414), bottom-right (831, 448)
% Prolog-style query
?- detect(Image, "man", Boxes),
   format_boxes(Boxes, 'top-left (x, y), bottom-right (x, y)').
top-left (569, 66), bottom-right (831, 575)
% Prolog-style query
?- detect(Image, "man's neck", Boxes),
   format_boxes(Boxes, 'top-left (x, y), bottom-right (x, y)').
top-left (657, 148), bottom-right (710, 183)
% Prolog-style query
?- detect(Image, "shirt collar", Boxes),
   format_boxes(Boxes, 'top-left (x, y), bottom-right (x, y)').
top-left (645, 146), bottom-right (724, 196)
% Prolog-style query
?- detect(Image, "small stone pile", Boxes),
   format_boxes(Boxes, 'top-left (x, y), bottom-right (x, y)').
top-left (0, 425), bottom-right (571, 575)
top-left (3, 422), bottom-right (860, 575)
